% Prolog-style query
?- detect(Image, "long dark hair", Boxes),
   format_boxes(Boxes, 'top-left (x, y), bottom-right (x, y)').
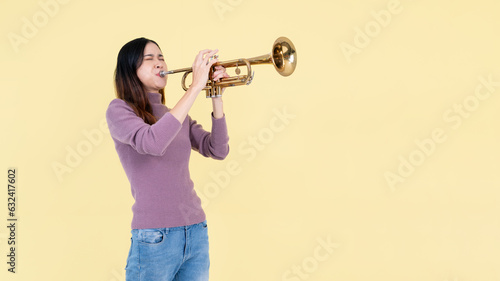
top-left (114, 37), bottom-right (165, 125)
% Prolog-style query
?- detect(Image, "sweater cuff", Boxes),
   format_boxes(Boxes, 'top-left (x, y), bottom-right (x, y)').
top-left (210, 113), bottom-right (229, 144)
top-left (211, 112), bottom-right (225, 120)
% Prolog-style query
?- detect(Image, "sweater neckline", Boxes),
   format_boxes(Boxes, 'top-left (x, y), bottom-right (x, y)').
top-left (147, 92), bottom-right (162, 105)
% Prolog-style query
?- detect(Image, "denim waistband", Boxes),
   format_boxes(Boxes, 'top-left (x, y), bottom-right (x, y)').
top-left (131, 219), bottom-right (207, 235)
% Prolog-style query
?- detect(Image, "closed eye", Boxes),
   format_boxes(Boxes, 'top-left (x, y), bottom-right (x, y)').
top-left (144, 54), bottom-right (164, 60)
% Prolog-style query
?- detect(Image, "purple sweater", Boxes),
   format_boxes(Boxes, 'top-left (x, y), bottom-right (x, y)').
top-left (106, 92), bottom-right (229, 229)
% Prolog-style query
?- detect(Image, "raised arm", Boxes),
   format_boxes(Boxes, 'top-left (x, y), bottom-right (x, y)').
top-left (106, 99), bottom-right (182, 156)
top-left (189, 113), bottom-right (230, 160)
top-left (169, 49), bottom-right (220, 124)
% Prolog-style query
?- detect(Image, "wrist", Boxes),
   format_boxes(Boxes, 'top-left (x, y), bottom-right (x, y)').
top-left (212, 96), bottom-right (223, 104)
top-left (212, 111), bottom-right (224, 119)
top-left (188, 84), bottom-right (205, 95)
top-left (212, 100), bottom-right (224, 119)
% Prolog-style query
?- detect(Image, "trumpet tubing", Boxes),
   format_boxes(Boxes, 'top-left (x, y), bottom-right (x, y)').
top-left (162, 37), bottom-right (297, 98)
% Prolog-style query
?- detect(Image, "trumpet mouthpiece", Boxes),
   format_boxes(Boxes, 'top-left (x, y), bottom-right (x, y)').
top-left (159, 70), bottom-right (171, 77)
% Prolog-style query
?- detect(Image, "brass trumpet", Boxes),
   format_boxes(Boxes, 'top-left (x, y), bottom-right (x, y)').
top-left (160, 37), bottom-right (297, 98)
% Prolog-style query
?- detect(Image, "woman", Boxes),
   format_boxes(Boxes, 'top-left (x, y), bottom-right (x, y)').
top-left (106, 37), bottom-right (230, 281)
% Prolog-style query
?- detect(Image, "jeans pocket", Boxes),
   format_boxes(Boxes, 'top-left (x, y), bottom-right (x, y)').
top-left (138, 228), bottom-right (165, 244)
top-left (125, 237), bottom-right (133, 270)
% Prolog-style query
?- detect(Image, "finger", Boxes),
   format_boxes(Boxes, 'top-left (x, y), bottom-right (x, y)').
top-left (203, 49), bottom-right (219, 65)
top-left (207, 57), bottom-right (219, 68)
top-left (198, 49), bottom-right (212, 56)
top-left (214, 65), bottom-right (229, 75)
top-left (196, 49), bottom-right (211, 61)
top-left (207, 49), bottom-right (219, 58)
top-left (217, 73), bottom-right (230, 81)
top-left (193, 49), bottom-right (213, 67)
top-left (212, 69), bottom-right (225, 77)
top-left (212, 67), bottom-right (230, 81)
top-left (212, 72), bottom-right (225, 81)
top-left (205, 55), bottom-right (219, 67)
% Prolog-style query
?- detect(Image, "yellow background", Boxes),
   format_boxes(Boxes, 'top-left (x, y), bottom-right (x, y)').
top-left (1, 0), bottom-right (500, 280)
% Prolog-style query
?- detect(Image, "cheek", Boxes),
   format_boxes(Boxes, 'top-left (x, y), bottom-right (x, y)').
top-left (136, 68), bottom-right (149, 83)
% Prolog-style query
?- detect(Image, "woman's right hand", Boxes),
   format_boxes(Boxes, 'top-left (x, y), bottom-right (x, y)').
top-left (190, 49), bottom-right (219, 92)
top-left (169, 49), bottom-right (219, 124)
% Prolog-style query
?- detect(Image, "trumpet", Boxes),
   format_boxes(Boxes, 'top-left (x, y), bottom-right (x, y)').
top-left (160, 37), bottom-right (297, 98)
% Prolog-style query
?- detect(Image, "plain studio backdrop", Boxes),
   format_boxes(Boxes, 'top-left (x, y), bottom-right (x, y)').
top-left (1, 0), bottom-right (500, 280)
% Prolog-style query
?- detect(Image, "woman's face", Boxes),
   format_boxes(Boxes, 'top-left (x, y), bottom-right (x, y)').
top-left (136, 42), bottom-right (167, 93)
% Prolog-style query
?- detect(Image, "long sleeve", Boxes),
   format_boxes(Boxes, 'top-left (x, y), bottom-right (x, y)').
top-left (189, 113), bottom-right (230, 160)
top-left (107, 92), bottom-right (212, 229)
top-left (105, 99), bottom-right (182, 156)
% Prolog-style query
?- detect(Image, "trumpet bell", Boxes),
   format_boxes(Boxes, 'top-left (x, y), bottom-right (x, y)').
top-left (162, 36), bottom-right (297, 98)
top-left (271, 37), bottom-right (297, 77)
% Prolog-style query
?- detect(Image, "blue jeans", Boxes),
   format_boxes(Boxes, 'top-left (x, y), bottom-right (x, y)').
top-left (125, 220), bottom-right (209, 281)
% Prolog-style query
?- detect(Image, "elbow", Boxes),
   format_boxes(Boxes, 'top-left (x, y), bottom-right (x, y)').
top-left (211, 145), bottom-right (230, 160)
top-left (132, 130), bottom-right (174, 156)
top-left (149, 149), bottom-right (167, 157)
top-left (135, 142), bottom-right (169, 157)
top-left (136, 147), bottom-right (166, 157)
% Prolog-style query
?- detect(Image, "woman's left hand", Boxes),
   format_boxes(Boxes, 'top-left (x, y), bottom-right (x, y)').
top-left (212, 65), bottom-right (230, 82)
top-left (211, 65), bottom-right (228, 118)
top-left (212, 65), bottom-right (230, 98)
